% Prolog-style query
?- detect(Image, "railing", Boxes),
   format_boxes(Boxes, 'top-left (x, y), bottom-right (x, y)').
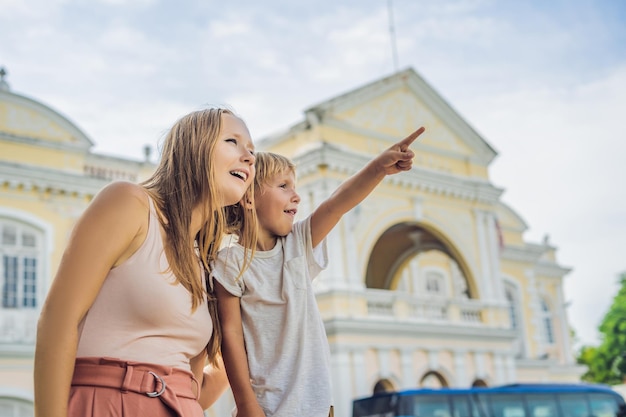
top-left (355, 288), bottom-right (495, 326)
top-left (0, 309), bottom-right (39, 344)
top-left (83, 165), bottom-right (137, 182)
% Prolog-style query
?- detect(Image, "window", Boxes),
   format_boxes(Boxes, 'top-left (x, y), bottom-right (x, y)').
top-left (540, 299), bottom-right (555, 345)
top-left (424, 271), bottom-right (445, 296)
top-left (526, 394), bottom-right (558, 417)
top-left (558, 393), bottom-right (590, 417)
top-left (373, 379), bottom-right (395, 394)
top-left (505, 285), bottom-right (519, 330)
top-left (588, 392), bottom-right (622, 417)
top-left (412, 395), bottom-right (451, 417)
top-left (1, 220), bottom-right (42, 309)
top-left (487, 394), bottom-right (527, 417)
top-left (420, 371), bottom-right (448, 388)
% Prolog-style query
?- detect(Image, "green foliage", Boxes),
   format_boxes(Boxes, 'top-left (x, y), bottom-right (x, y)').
top-left (577, 272), bottom-right (626, 384)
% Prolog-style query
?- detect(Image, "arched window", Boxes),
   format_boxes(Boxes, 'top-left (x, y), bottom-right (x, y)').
top-left (540, 299), bottom-right (555, 344)
top-left (504, 284), bottom-right (519, 330)
top-left (419, 371), bottom-right (448, 388)
top-left (504, 281), bottom-right (526, 357)
top-left (372, 378), bottom-right (395, 394)
top-left (1, 219), bottom-right (42, 309)
top-left (472, 379), bottom-right (488, 387)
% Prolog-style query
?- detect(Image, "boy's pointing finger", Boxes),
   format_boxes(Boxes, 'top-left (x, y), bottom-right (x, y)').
top-left (398, 126), bottom-right (426, 150)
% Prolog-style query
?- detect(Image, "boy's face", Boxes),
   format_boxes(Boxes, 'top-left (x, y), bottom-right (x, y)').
top-left (255, 170), bottom-right (300, 243)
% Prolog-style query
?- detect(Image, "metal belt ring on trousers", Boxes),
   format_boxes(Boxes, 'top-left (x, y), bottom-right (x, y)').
top-left (145, 371), bottom-right (167, 397)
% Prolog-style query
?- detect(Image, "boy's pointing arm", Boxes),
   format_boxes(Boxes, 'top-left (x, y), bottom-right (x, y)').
top-left (310, 127), bottom-right (425, 248)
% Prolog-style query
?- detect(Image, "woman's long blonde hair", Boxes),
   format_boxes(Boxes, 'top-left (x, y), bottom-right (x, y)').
top-left (141, 108), bottom-right (257, 365)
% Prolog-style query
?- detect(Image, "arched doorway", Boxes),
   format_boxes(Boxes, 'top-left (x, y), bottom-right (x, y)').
top-left (373, 378), bottom-right (396, 394)
top-left (472, 379), bottom-right (488, 387)
top-left (366, 222), bottom-right (475, 299)
top-left (419, 371), bottom-right (448, 388)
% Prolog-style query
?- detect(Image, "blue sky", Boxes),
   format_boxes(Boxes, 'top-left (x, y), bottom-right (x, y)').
top-left (2, 0), bottom-right (625, 348)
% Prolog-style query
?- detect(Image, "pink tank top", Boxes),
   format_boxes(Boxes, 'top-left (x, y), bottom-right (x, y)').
top-left (76, 196), bottom-right (212, 370)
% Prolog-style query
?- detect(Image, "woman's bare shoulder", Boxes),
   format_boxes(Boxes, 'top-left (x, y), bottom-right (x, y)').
top-left (92, 181), bottom-right (150, 212)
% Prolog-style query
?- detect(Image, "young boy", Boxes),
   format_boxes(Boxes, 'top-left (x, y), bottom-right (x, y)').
top-left (212, 127), bottom-right (426, 417)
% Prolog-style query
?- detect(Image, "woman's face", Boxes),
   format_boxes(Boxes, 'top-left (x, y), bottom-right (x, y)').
top-left (212, 113), bottom-right (256, 207)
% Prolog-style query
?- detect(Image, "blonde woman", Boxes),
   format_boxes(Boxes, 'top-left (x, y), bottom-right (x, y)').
top-left (34, 108), bottom-right (257, 417)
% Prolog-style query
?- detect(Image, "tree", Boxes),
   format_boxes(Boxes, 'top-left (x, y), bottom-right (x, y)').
top-left (577, 271), bottom-right (626, 384)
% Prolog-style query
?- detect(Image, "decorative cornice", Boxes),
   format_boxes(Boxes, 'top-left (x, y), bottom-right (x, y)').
top-left (292, 143), bottom-right (503, 204)
top-left (515, 357), bottom-right (586, 373)
top-left (534, 261), bottom-right (572, 278)
top-left (501, 245), bottom-right (544, 263)
top-left (324, 317), bottom-right (517, 341)
top-left (500, 245), bottom-right (571, 278)
top-left (0, 160), bottom-right (109, 196)
top-left (1, 130), bottom-right (90, 153)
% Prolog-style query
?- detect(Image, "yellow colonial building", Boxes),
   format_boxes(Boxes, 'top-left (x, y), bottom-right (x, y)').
top-left (0, 67), bottom-right (584, 417)
top-left (0, 69), bottom-right (155, 416)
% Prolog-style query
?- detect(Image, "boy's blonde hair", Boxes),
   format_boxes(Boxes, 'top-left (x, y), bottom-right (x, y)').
top-left (254, 151), bottom-right (296, 191)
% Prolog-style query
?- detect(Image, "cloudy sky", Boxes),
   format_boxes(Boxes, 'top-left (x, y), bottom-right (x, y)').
top-left (2, 0), bottom-right (625, 348)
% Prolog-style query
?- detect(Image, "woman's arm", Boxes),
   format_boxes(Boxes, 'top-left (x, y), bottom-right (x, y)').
top-left (34, 182), bottom-right (149, 417)
top-left (191, 350), bottom-right (229, 410)
top-left (215, 282), bottom-right (265, 417)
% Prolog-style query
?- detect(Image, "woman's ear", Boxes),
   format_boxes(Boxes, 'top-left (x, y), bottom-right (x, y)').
top-left (243, 197), bottom-right (254, 209)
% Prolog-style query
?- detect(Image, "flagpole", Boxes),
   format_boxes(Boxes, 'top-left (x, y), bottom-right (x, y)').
top-left (387, 0), bottom-right (400, 73)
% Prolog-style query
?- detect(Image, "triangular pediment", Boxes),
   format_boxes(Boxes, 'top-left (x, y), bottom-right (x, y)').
top-left (303, 68), bottom-right (497, 165)
top-left (334, 89), bottom-right (476, 156)
top-left (0, 90), bottom-right (93, 150)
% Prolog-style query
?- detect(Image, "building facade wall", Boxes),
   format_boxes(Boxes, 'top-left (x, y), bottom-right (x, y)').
top-left (0, 69), bottom-right (584, 417)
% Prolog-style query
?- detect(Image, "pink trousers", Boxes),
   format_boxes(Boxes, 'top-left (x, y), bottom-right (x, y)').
top-left (69, 357), bottom-right (204, 417)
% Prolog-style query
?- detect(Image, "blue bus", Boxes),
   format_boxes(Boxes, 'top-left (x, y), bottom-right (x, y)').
top-left (352, 383), bottom-right (626, 417)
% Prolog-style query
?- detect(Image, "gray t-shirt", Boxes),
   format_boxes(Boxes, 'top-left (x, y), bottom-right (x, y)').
top-left (212, 218), bottom-right (332, 417)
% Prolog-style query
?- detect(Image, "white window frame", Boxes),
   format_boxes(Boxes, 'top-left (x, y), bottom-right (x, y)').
top-left (421, 268), bottom-right (447, 297)
top-left (1, 219), bottom-right (42, 309)
top-left (540, 298), bottom-right (555, 345)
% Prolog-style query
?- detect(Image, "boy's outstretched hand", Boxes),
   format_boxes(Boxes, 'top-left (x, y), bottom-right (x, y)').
top-left (310, 126), bottom-right (425, 248)
top-left (379, 126), bottom-right (425, 175)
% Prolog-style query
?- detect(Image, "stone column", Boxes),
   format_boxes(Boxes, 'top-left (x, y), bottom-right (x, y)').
top-left (525, 268), bottom-right (543, 357)
top-left (401, 349), bottom-right (414, 389)
top-left (473, 209), bottom-right (492, 300)
top-left (378, 348), bottom-right (391, 379)
top-left (343, 208), bottom-right (365, 289)
top-left (486, 212), bottom-right (504, 301)
top-left (555, 283), bottom-right (573, 364)
top-left (331, 347), bottom-right (352, 417)
top-left (505, 354), bottom-right (517, 383)
top-left (353, 349), bottom-right (368, 397)
top-left (474, 350), bottom-right (486, 380)
top-left (454, 350), bottom-right (467, 387)
top-left (493, 352), bottom-right (504, 384)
